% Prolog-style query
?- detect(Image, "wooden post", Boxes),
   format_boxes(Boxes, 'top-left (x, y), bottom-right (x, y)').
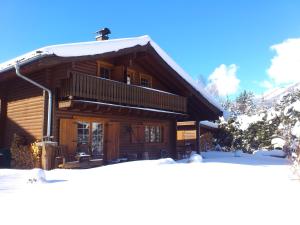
top-left (196, 120), bottom-right (200, 154)
top-left (169, 119), bottom-right (177, 159)
top-left (0, 96), bottom-right (7, 148)
top-left (41, 141), bottom-right (58, 170)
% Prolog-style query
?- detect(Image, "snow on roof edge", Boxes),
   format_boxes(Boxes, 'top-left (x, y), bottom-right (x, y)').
top-left (0, 35), bottom-right (151, 72)
top-left (147, 38), bottom-right (223, 112)
top-left (0, 35), bottom-right (223, 112)
top-left (200, 120), bottom-right (219, 129)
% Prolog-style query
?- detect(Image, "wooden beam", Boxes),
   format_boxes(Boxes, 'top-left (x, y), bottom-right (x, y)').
top-left (196, 120), bottom-right (200, 154)
top-left (58, 100), bottom-right (73, 109)
top-left (0, 96), bottom-right (7, 147)
top-left (169, 119), bottom-right (177, 159)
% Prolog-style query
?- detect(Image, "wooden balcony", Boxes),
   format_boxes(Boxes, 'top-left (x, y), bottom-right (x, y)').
top-left (59, 71), bottom-right (187, 113)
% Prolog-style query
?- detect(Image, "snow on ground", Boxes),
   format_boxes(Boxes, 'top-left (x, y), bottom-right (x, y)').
top-left (253, 149), bottom-right (287, 157)
top-left (1, 151), bottom-right (300, 225)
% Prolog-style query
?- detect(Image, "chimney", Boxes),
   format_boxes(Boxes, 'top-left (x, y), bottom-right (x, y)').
top-left (95, 27), bottom-right (111, 41)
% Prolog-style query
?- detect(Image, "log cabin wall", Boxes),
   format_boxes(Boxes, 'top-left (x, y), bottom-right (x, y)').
top-left (56, 109), bottom-right (174, 161)
top-left (0, 88), bottom-right (7, 148)
top-left (177, 130), bottom-right (197, 152)
top-left (72, 60), bottom-right (97, 76)
top-left (4, 71), bottom-right (47, 147)
top-left (49, 58), bottom-right (182, 161)
top-left (176, 125), bottom-right (218, 153)
top-left (49, 63), bottom-right (72, 141)
top-left (70, 59), bottom-right (172, 93)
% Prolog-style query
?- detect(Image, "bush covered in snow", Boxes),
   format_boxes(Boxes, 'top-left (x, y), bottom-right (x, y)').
top-left (188, 152), bottom-right (203, 163)
top-left (216, 88), bottom-right (300, 153)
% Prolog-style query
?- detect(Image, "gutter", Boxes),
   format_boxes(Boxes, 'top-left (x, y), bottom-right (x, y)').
top-left (14, 63), bottom-right (52, 138)
top-left (0, 53), bottom-right (48, 74)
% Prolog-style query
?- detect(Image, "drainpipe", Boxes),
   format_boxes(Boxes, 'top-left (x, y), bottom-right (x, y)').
top-left (14, 63), bottom-right (52, 139)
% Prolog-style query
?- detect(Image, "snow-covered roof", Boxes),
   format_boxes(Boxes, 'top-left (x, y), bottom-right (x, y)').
top-left (200, 120), bottom-right (218, 129)
top-left (0, 35), bottom-right (222, 112)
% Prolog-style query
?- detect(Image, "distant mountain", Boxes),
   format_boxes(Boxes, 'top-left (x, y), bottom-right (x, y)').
top-left (257, 82), bottom-right (300, 108)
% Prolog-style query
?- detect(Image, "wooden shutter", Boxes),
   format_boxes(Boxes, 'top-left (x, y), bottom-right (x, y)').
top-left (105, 122), bottom-right (120, 161)
top-left (59, 118), bottom-right (77, 159)
top-left (131, 125), bottom-right (144, 143)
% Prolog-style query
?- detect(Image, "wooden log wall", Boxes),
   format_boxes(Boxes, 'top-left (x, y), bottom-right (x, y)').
top-left (70, 59), bottom-right (172, 92)
top-left (0, 95), bottom-right (7, 148)
top-left (57, 111), bottom-right (173, 162)
top-left (4, 72), bottom-right (46, 147)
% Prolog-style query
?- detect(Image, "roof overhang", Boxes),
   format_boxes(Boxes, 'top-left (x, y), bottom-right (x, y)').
top-left (58, 99), bottom-right (189, 119)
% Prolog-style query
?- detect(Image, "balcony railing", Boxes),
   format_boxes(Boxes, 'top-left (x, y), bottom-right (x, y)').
top-left (59, 71), bottom-right (187, 113)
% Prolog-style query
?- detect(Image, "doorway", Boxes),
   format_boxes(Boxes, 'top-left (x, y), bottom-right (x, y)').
top-left (77, 121), bottom-right (104, 158)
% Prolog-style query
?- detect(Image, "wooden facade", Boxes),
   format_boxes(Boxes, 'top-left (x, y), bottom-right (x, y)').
top-left (176, 121), bottom-right (218, 153)
top-left (1, 72), bottom-right (47, 146)
top-left (0, 38), bottom-right (222, 165)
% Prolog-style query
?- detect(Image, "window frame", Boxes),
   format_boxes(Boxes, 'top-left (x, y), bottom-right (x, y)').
top-left (97, 61), bottom-right (113, 79)
top-left (140, 73), bottom-right (152, 88)
top-left (76, 120), bottom-right (104, 157)
top-left (144, 125), bottom-right (163, 143)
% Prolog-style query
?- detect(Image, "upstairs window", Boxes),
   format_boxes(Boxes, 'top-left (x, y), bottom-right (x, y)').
top-left (141, 78), bottom-right (150, 87)
top-left (140, 74), bottom-right (152, 88)
top-left (97, 61), bottom-right (113, 79)
top-left (100, 67), bottom-right (110, 79)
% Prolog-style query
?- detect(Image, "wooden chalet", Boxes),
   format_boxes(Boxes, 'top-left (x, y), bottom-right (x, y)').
top-left (0, 33), bottom-right (222, 167)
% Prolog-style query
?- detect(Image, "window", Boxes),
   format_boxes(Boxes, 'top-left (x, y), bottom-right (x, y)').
top-left (145, 125), bottom-right (163, 143)
top-left (140, 74), bottom-right (152, 88)
top-left (77, 121), bottom-right (104, 157)
top-left (77, 122), bottom-right (89, 145)
top-left (97, 61), bottom-right (113, 79)
top-left (99, 67), bottom-right (110, 79)
top-left (77, 122), bottom-right (90, 154)
top-left (141, 78), bottom-right (150, 87)
top-left (91, 122), bottom-right (104, 157)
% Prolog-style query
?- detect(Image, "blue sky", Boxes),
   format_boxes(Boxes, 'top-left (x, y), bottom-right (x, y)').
top-left (1, 0), bottom-right (300, 98)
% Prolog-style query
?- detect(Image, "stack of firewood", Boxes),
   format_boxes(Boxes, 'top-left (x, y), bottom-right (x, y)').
top-left (10, 134), bottom-right (42, 169)
top-left (31, 142), bottom-right (42, 168)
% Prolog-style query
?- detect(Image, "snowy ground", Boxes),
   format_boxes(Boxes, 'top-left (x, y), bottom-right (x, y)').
top-left (1, 151), bottom-right (299, 225)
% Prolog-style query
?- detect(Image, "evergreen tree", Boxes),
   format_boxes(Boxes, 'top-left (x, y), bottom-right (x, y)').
top-left (235, 90), bottom-right (255, 115)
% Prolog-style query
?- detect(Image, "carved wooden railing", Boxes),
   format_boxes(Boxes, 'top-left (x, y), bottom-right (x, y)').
top-left (60, 71), bottom-right (187, 113)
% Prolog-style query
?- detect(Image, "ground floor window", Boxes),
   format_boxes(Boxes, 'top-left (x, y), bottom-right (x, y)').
top-left (91, 122), bottom-right (104, 157)
top-left (77, 122), bottom-right (89, 144)
top-left (77, 121), bottom-right (104, 157)
top-left (145, 125), bottom-right (163, 143)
